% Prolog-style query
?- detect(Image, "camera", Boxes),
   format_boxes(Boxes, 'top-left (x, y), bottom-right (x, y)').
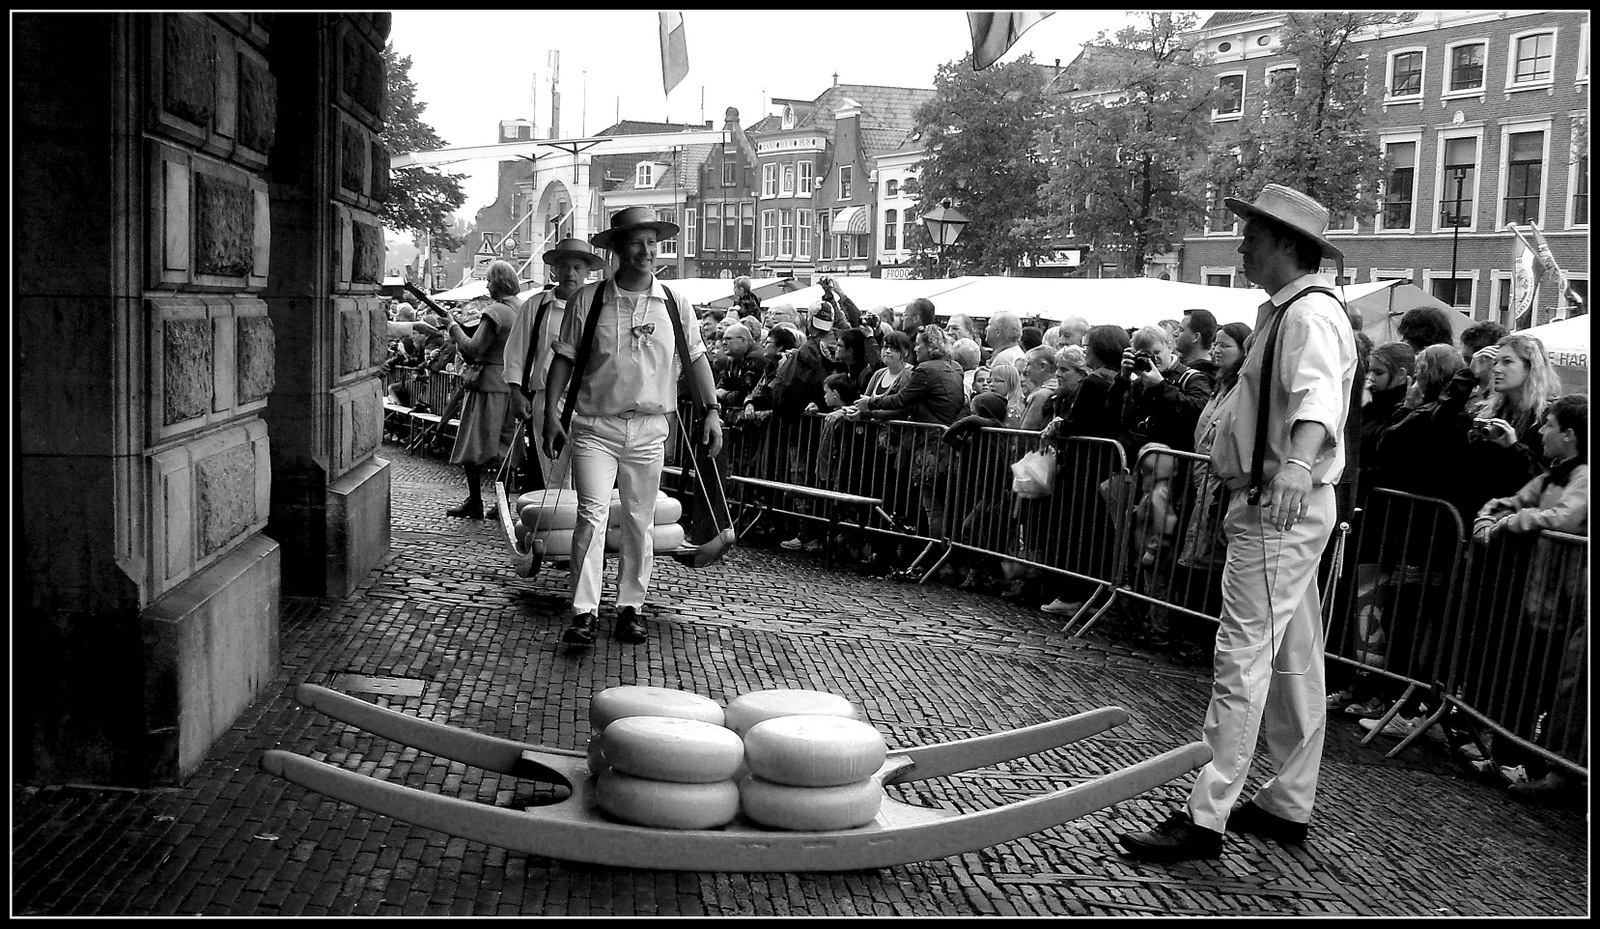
top-left (1132, 351), bottom-right (1157, 374)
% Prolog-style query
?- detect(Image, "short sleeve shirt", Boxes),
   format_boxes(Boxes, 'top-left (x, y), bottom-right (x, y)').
top-left (551, 277), bottom-right (706, 416)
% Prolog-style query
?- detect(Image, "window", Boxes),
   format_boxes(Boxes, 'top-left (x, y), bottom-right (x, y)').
top-left (1571, 138), bottom-right (1589, 227)
top-left (1446, 41), bottom-right (1486, 93)
top-left (759, 210), bottom-right (776, 259)
top-left (797, 209), bottom-right (812, 259)
top-left (684, 208), bottom-right (697, 257)
top-left (655, 209), bottom-right (677, 257)
top-left (1387, 49), bottom-right (1425, 99)
top-left (819, 211), bottom-right (832, 260)
top-left (1381, 139), bottom-right (1418, 231)
top-left (1374, 270), bottom-right (1414, 285)
top-left (886, 178), bottom-right (899, 198)
top-left (798, 161), bottom-right (813, 195)
top-left (761, 163), bottom-right (777, 198)
top-left (1206, 152), bottom-right (1239, 234)
top-left (1202, 268), bottom-right (1235, 288)
top-left (839, 166), bottom-right (852, 201)
top-left (1213, 73), bottom-right (1244, 119)
top-left (1492, 271), bottom-right (1512, 323)
top-left (703, 204), bottom-right (721, 251)
top-left (1427, 271), bottom-right (1475, 310)
top-left (724, 203), bottom-right (740, 252)
top-left (1502, 128), bottom-right (1546, 226)
top-left (722, 159), bottom-right (737, 187)
top-left (636, 162), bottom-right (655, 188)
top-left (1438, 134), bottom-right (1480, 231)
top-left (883, 209), bottom-right (899, 251)
top-left (1580, 23), bottom-right (1590, 83)
top-left (781, 165), bottom-right (795, 195)
top-left (1508, 31), bottom-right (1555, 87)
top-left (740, 202), bottom-right (755, 252)
top-left (1262, 66), bottom-right (1297, 119)
top-left (778, 208), bottom-right (794, 258)
top-left (833, 209), bottom-right (854, 260)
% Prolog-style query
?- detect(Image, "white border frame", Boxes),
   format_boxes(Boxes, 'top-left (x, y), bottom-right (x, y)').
top-left (1378, 131), bottom-right (1424, 233)
top-left (1566, 115), bottom-right (1589, 230)
top-left (759, 208), bottom-right (776, 260)
top-left (797, 208), bottom-right (812, 260)
top-left (1200, 265), bottom-right (1236, 287)
top-left (1505, 27), bottom-right (1558, 93)
top-left (1385, 45), bottom-right (1427, 104)
top-left (1495, 116), bottom-right (1553, 229)
top-left (1212, 71), bottom-right (1245, 121)
top-left (1441, 37), bottom-right (1490, 99)
top-left (1422, 268), bottom-right (1480, 312)
top-left (1434, 126), bottom-right (1485, 233)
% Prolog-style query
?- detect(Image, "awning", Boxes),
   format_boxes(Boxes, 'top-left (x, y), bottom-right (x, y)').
top-left (833, 206), bottom-right (871, 236)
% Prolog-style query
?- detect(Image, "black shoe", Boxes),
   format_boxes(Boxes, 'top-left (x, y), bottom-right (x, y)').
top-left (1226, 801), bottom-right (1309, 845)
top-left (615, 606), bottom-right (648, 644)
top-left (561, 612), bottom-right (596, 645)
top-left (446, 498), bottom-right (484, 519)
top-left (1117, 810), bottom-right (1223, 862)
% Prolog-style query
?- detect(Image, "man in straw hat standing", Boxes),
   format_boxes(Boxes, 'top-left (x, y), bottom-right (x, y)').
top-left (1119, 184), bottom-right (1358, 861)
top-left (541, 207), bottom-right (723, 647)
top-left (504, 237), bottom-right (605, 488)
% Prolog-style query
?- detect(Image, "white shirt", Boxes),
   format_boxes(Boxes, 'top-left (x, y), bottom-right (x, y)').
top-left (551, 277), bottom-right (706, 416)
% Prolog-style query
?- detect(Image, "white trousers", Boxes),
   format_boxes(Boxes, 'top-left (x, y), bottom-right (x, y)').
top-left (568, 412), bottom-right (670, 615)
top-left (1188, 484), bottom-right (1334, 831)
top-left (525, 390), bottom-right (573, 490)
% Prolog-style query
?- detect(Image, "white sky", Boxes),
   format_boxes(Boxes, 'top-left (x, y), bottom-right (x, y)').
top-left (387, 10), bottom-right (1181, 219)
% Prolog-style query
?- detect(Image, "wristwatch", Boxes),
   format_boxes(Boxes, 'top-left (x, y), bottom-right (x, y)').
top-left (703, 403), bottom-right (722, 414)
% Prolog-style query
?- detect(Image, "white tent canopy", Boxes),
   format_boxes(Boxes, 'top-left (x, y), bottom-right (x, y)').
top-left (765, 277), bottom-right (974, 315)
top-left (1339, 280), bottom-right (1473, 344)
top-left (871, 276), bottom-right (1267, 329)
top-left (662, 277), bottom-right (789, 307)
top-left (1519, 315), bottom-right (1589, 368)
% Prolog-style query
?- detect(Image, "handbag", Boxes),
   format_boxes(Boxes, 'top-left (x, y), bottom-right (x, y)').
top-left (1010, 448), bottom-right (1056, 499)
top-left (460, 362), bottom-right (487, 388)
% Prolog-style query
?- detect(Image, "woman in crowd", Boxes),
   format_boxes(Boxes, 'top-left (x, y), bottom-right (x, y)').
top-left (742, 326), bottom-right (800, 418)
top-left (1176, 321), bottom-right (1251, 575)
top-left (861, 330), bottom-right (915, 407)
top-left (1461, 333), bottom-right (1563, 501)
top-left (986, 363), bottom-right (1027, 428)
top-left (421, 260), bottom-right (523, 519)
top-left (832, 328), bottom-right (878, 396)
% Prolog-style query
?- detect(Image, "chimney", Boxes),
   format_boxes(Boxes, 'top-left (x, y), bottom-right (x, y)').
top-left (832, 71), bottom-right (839, 87)
top-left (705, 120), bottom-right (713, 128)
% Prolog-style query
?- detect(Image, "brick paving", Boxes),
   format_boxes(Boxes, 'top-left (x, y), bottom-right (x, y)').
top-left (12, 443), bottom-right (1590, 917)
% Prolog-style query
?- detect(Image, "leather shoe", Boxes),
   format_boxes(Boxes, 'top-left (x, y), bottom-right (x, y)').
top-left (561, 612), bottom-right (596, 645)
top-left (1117, 810), bottom-right (1222, 862)
top-left (1226, 801), bottom-right (1309, 845)
top-left (446, 498), bottom-right (484, 519)
top-left (615, 606), bottom-right (647, 644)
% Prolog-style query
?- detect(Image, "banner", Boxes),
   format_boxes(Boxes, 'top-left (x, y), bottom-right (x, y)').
top-left (967, 12), bottom-right (1053, 70)
top-left (659, 12), bottom-right (688, 95)
top-left (1527, 222), bottom-right (1586, 317)
top-left (1508, 225), bottom-right (1543, 330)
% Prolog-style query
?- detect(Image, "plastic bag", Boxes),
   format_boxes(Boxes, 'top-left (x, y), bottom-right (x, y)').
top-left (1010, 448), bottom-right (1056, 499)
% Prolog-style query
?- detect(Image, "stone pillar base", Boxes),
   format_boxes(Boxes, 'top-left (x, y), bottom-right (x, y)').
top-left (325, 456), bottom-right (391, 597)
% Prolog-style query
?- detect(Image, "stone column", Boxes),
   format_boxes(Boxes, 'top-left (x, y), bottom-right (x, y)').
top-left (261, 13), bottom-right (392, 598)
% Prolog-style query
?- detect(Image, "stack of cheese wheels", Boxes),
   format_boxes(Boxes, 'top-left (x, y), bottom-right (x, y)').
top-left (723, 688), bottom-right (859, 736)
top-left (587, 686), bottom-right (742, 830)
top-left (739, 715), bottom-right (888, 831)
top-left (515, 489), bottom-right (685, 555)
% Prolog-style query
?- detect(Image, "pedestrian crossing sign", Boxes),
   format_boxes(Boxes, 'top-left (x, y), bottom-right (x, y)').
top-left (477, 233), bottom-right (499, 258)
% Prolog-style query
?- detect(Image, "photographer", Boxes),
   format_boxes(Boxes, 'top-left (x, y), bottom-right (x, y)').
top-left (1111, 324), bottom-right (1214, 460)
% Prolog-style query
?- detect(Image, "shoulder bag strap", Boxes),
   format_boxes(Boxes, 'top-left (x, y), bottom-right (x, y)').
top-left (1249, 285), bottom-right (1343, 504)
top-left (661, 286), bottom-right (695, 389)
top-left (521, 292), bottom-right (553, 389)
top-left (560, 282), bottom-right (611, 431)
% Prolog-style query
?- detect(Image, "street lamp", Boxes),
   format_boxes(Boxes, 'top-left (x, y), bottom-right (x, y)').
top-left (1443, 167), bottom-right (1468, 307)
top-left (921, 198), bottom-right (969, 278)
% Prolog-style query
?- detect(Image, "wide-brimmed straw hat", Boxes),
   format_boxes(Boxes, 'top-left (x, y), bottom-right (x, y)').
top-left (1225, 183), bottom-right (1343, 262)
top-left (542, 237), bottom-right (605, 270)
top-left (590, 206), bottom-right (681, 250)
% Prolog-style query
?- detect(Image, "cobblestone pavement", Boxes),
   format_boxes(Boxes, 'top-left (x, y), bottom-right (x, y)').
top-left (12, 444), bottom-right (1590, 917)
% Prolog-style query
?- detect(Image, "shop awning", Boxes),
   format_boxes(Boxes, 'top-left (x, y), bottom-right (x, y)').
top-left (832, 206), bottom-right (871, 236)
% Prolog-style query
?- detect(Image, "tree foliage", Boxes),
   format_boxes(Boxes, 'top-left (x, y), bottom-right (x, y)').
top-left (909, 54), bottom-right (1051, 276)
top-left (1027, 13), bottom-right (1216, 276)
top-left (382, 43), bottom-right (466, 252)
top-left (1220, 13), bottom-right (1407, 222)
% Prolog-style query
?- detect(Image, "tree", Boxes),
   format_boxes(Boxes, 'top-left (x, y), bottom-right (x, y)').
top-left (1222, 13), bottom-right (1408, 224)
top-left (909, 53), bottom-right (1051, 276)
top-left (382, 43), bottom-right (466, 252)
top-left (1026, 13), bottom-right (1216, 277)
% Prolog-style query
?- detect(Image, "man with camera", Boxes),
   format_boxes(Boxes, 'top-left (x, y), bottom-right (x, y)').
top-left (1113, 325), bottom-right (1213, 460)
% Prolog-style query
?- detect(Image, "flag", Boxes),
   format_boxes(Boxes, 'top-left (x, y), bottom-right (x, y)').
top-left (659, 12), bottom-right (688, 95)
top-left (1508, 224), bottom-right (1543, 330)
top-left (967, 12), bottom-right (1053, 70)
top-left (1527, 222), bottom-right (1586, 317)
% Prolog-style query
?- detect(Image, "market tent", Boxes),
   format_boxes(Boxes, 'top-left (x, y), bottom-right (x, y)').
top-left (1519, 315), bottom-right (1589, 395)
top-left (1340, 280), bottom-right (1473, 344)
top-left (701, 277), bottom-right (804, 310)
top-left (915, 276), bottom-right (1267, 328)
top-left (765, 277), bottom-right (974, 314)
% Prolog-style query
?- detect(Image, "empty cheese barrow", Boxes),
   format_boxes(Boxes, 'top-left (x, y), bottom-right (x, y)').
top-left (261, 683), bottom-right (1211, 873)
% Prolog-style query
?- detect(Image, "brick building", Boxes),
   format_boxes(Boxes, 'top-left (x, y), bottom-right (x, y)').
top-left (1182, 10), bottom-right (1589, 326)
top-left (690, 108), bottom-right (762, 279)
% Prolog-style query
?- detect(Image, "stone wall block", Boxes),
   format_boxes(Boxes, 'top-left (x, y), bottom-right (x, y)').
top-left (336, 25), bottom-right (386, 131)
top-left (150, 296), bottom-right (269, 443)
top-left (151, 445), bottom-right (195, 589)
top-left (211, 310), bottom-right (237, 412)
top-left (369, 139), bottom-right (390, 205)
top-left (352, 218), bottom-right (384, 285)
top-left (367, 301), bottom-right (388, 368)
top-left (154, 13), bottom-right (216, 147)
top-left (194, 171), bottom-right (253, 277)
top-left (251, 187), bottom-right (271, 285)
top-left (338, 302), bottom-right (365, 376)
top-left (235, 308), bottom-right (276, 406)
top-left (162, 316), bottom-right (213, 426)
top-left (150, 142), bottom-right (269, 292)
top-left (235, 47), bottom-right (276, 166)
top-left (338, 114), bottom-right (368, 199)
top-left (211, 36), bottom-right (237, 151)
top-left (329, 380), bottom-right (383, 476)
top-left (195, 443), bottom-right (258, 556)
top-left (149, 142), bottom-right (192, 287)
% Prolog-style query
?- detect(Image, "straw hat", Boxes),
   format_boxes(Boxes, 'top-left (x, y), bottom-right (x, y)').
top-left (542, 237), bottom-right (604, 270)
top-left (590, 206), bottom-right (681, 250)
top-left (1225, 183), bottom-right (1343, 262)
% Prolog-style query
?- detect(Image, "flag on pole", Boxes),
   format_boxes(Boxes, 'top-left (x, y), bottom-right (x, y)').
top-left (967, 12), bottom-right (1053, 70)
top-left (659, 12), bottom-right (689, 95)
top-left (1527, 222), bottom-right (1585, 317)
top-left (1507, 224), bottom-right (1544, 330)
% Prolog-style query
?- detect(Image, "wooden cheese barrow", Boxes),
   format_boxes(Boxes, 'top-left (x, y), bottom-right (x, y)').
top-left (261, 683), bottom-right (1210, 873)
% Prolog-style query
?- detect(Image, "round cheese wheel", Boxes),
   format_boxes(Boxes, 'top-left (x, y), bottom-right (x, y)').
top-left (597, 768), bottom-right (739, 830)
top-left (519, 490), bottom-right (682, 531)
top-left (739, 774), bottom-right (883, 831)
top-left (723, 689), bottom-right (858, 736)
top-left (526, 522), bottom-right (685, 558)
top-left (602, 716), bottom-right (744, 783)
top-left (743, 715), bottom-right (887, 787)
top-left (586, 734), bottom-right (606, 777)
top-left (590, 685), bottom-right (726, 731)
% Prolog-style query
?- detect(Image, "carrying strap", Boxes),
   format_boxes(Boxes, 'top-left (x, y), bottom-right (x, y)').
top-left (558, 281), bottom-right (695, 430)
top-left (521, 291), bottom-right (554, 390)
top-left (1249, 285), bottom-right (1343, 504)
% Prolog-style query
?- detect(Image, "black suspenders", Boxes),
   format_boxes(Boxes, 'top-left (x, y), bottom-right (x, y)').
top-left (1248, 285), bottom-right (1343, 505)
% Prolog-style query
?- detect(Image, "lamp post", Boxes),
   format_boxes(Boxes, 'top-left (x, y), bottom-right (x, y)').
top-left (921, 198), bottom-right (969, 279)
top-left (1444, 167), bottom-right (1467, 307)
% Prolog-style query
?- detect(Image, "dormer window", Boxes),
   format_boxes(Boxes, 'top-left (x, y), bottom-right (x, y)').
top-left (781, 105), bottom-right (796, 130)
top-left (636, 162), bottom-right (656, 188)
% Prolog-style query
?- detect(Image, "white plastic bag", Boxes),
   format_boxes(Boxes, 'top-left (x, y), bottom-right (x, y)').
top-left (1010, 448), bottom-right (1056, 499)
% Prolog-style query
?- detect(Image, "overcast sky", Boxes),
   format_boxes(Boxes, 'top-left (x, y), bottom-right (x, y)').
top-left (387, 10), bottom-right (1181, 219)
